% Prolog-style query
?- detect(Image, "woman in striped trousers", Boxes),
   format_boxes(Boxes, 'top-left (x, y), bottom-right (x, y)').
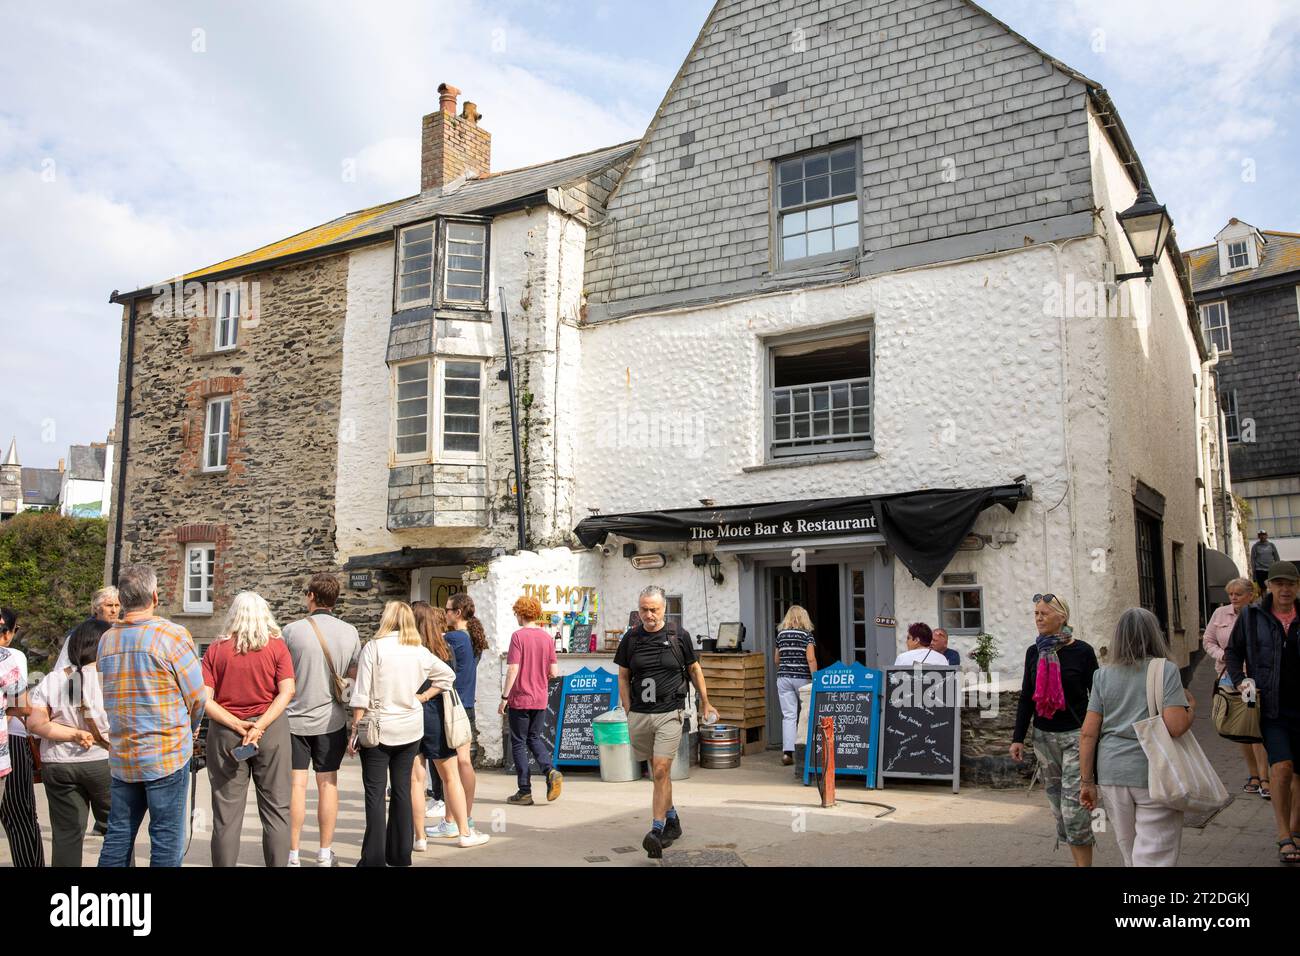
top-left (1, 610), bottom-right (45, 867)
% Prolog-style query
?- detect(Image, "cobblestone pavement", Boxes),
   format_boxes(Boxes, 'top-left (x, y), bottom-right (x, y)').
top-left (2, 656), bottom-right (1285, 868)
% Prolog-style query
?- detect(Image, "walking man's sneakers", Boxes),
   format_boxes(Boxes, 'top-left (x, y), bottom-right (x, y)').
top-left (507, 790), bottom-right (534, 806)
top-left (662, 813), bottom-right (682, 843)
top-left (643, 828), bottom-right (665, 859)
top-left (546, 768), bottom-right (563, 802)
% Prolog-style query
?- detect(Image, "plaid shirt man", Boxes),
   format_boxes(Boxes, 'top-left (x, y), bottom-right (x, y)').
top-left (98, 616), bottom-right (205, 782)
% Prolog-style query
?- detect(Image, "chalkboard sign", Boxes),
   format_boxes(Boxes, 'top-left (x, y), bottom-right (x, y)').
top-left (503, 676), bottom-right (562, 776)
top-left (879, 666), bottom-right (961, 793)
top-left (569, 624), bottom-right (593, 654)
top-left (553, 667), bottom-right (619, 766)
top-left (802, 661), bottom-right (882, 788)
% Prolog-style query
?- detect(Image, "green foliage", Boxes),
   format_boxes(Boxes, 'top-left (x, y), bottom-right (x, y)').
top-left (0, 512), bottom-right (108, 669)
top-left (971, 632), bottom-right (1001, 677)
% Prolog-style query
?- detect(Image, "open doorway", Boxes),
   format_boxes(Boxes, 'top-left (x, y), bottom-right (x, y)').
top-left (771, 566), bottom-right (841, 668)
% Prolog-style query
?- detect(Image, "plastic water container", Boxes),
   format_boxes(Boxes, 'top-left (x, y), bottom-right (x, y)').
top-left (593, 708), bottom-right (638, 782)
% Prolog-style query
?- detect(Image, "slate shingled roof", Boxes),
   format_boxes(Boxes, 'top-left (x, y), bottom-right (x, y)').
top-left (20, 467), bottom-right (61, 507)
top-left (67, 444), bottom-right (106, 482)
top-left (115, 141), bottom-right (637, 297)
top-left (1184, 231), bottom-right (1300, 295)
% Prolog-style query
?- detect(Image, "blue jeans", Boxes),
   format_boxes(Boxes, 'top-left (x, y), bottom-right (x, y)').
top-left (98, 763), bottom-right (190, 868)
top-left (777, 676), bottom-right (811, 753)
top-left (508, 708), bottom-right (552, 793)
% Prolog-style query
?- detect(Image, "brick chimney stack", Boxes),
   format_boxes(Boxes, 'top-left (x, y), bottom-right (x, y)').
top-left (421, 83), bottom-right (491, 193)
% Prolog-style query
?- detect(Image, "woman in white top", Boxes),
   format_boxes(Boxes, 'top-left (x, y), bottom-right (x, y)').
top-left (349, 601), bottom-right (481, 864)
top-left (27, 618), bottom-right (113, 866)
top-left (894, 622), bottom-right (948, 666)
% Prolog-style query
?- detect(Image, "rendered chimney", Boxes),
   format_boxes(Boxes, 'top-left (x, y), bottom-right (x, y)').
top-left (421, 82), bottom-right (491, 192)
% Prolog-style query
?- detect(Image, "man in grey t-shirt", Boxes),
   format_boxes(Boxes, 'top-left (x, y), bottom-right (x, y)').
top-left (280, 573), bottom-right (360, 867)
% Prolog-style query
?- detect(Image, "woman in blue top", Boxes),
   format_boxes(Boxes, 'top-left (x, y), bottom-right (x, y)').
top-left (425, 592), bottom-right (485, 841)
top-left (774, 606), bottom-right (818, 765)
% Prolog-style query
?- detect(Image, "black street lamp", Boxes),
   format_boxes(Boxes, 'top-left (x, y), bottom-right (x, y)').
top-left (1115, 182), bottom-right (1173, 282)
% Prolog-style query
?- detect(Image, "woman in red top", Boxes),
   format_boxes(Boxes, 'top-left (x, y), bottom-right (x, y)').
top-left (202, 591), bottom-right (296, 867)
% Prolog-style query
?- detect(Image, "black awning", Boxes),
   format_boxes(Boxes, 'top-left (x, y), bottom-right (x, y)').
top-left (1202, 547), bottom-right (1241, 605)
top-left (573, 483), bottom-right (1031, 587)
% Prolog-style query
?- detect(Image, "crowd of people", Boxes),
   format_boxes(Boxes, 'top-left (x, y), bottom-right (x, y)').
top-left (0, 559), bottom-right (1296, 868)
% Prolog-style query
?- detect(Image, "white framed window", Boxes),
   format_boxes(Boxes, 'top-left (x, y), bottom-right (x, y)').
top-left (938, 587), bottom-right (983, 634)
top-left (440, 360), bottom-right (483, 456)
top-left (767, 329), bottom-right (872, 458)
top-left (184, 543), bottom-right (215, 614)
top-left (441, 221), bottom-right (488, 307)
top-left (1223, 390), bottom-right (1240, 443)
top-left (775, 143), bottom-right (860, 267)
top-left (1227, 239), bottom-right (1251, 270)
top-left (391, 358), bottom-right (484, 462)
top-left (393, 360), bottom-right (431, 459)
top-left (1200, 301), bottom-right (1231, 353)
top-left (1250, 493), bottom-right (1300, 538)
top-left (396, 222), bottom-right (435, 308)
top-left (203, 396), bottom-right (231, 471)
top-left (214, 287), bottom-right (240, 351)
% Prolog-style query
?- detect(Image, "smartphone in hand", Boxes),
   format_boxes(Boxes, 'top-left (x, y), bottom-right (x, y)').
top-left (231, 742), bottom-right (258, 761)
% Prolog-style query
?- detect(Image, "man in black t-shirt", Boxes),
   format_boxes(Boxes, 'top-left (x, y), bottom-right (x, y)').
top-left (614, 585), bottom-right (718, 859)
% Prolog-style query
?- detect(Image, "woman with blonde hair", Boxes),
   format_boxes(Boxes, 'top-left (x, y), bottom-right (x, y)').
top-left (774, 605), bottom-right (818, 765)
top-left (350, 601), bottom-right (485, 864)
top-left (202, 590), bottom-right (296, 867)
top-left (1203, 577), bottom-right (1271, 797)
top-left (409, 601), bottom-right (450, 849)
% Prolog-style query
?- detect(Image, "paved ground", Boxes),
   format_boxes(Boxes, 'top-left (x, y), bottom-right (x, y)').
top-left (3, 656), bottom-right (1288, 867)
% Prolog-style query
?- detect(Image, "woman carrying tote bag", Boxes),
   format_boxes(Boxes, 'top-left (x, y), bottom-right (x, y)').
top-left (1080, 608), bottom-right (1203, 866)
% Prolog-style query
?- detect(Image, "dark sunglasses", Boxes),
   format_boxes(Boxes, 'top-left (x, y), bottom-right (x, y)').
top-left (1032, 594), bottom-right (1057, 606)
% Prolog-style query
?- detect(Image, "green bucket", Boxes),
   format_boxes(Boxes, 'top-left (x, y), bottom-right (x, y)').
top-left (592, 716), bottom-right (630, 746)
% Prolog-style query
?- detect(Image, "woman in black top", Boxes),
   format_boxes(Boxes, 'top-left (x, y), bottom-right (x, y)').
top-left (1010, 593), bottom-right (1098, 866)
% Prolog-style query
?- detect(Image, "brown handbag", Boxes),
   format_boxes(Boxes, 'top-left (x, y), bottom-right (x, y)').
top-left (307, 617), bottom-right (350, 706)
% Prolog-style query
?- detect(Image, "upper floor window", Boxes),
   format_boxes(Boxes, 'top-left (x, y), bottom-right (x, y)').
top-left (1200, 301), bottom-right (1230, 353)
top-left (442, 222), bottom-right (488, 306)
top-left (775, 144), bottom-right (859, 267)
top-left (1223, 390), bottom-right (1240, 443)
top-left (214, 287), bottom-right (240, 351)
top-left (397, 223), bottom-right (435, 308)
top-left (203, 396), bottom-right (231, 471)
top-left (392, 357), bottom-right (484, 462)
top-left (768, 329), bottom-right (872, 458)
top-left (396, 219), bottom-right (489, 311)
top-left (1226, 239), bottom-right (1251, 270)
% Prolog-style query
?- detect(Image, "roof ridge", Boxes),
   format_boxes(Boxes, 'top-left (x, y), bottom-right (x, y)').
top-left (470, 140), bottom-right (639, 182)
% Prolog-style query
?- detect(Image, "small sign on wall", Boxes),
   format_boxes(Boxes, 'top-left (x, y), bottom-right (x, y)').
top-left (349, 571), bottom-right (373, 591)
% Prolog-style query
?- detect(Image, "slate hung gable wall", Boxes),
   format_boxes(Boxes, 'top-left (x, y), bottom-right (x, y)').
top-left (585, 0), bottom-right (1094, 318)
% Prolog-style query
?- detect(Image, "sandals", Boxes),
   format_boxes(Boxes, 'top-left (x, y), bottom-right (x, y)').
top-left (1244, 776), bottom-right (1262, 794)
top-left (1278, 839), bottom-right (1300, 864)
top-left (1261, 779), bottom-right (1272, 800)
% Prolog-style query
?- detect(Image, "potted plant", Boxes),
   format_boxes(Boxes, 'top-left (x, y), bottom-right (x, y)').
top-left (971, 632), bottom-right (1000, 680)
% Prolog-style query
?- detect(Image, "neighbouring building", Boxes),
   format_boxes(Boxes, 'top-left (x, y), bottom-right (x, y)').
top-left (0, 437), bottom-right (113, 519)
top-left (1186, 220), bottom-right (1300, 563)
top-left (107, 0), bottom-right (1231, 767)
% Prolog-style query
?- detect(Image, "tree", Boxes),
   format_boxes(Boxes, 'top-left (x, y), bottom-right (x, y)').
top-left (0, 512), bottom-right (108, 671)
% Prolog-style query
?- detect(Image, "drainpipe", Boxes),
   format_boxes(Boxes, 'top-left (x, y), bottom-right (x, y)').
top-left (499, 287), bottom-right (528, 552)
top-left (110, 295), bottom-right (139, 582)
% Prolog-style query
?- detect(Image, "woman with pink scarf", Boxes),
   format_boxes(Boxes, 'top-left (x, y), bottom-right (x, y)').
top-left (1009, 593), bottom-right (1099, 866)
top-left (1203, 578), bottom-right (1271, 798)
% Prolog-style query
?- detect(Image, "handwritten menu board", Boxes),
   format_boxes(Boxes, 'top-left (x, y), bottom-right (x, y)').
top-left (802, 662), bottom-right (882, 787)
top-left (879, 666), bottom-right (961, 793)
top-left (553, 667), bottom-right (619, 766)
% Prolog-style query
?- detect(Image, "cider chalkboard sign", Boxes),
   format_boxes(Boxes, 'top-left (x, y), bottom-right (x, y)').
top-left (879, 666), bottom-right (961, 793)
top-left (553, 667), bottom-right (619, 767)
top-left (802, 661), bottom-right (882, 788)
top-left (504, 676), bottom-right (562, 776)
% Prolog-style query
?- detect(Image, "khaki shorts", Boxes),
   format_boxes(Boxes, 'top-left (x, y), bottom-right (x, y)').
top-left (627, 709), bottom-right (685, 761)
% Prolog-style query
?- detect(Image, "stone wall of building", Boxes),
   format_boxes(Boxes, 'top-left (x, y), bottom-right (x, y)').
top-left (961, 690), bottom-right (1036, 788)
top-left (108, 255), bottom-right (350, 642)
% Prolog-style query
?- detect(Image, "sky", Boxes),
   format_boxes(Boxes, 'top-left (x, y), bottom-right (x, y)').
top-left (1, 0), bottom-right (1297, 469)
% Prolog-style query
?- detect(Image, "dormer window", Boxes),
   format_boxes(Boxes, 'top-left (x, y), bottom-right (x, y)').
top-left (1226, 240), bottom-right (1251, 271)
top-left (395, 218), bottom-right (490, 312)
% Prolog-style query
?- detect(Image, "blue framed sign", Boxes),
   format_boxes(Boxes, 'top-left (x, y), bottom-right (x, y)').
top-left (803, 661), bottom-right (883, 788)
top-left (553, 667), bottom-right (619, 767)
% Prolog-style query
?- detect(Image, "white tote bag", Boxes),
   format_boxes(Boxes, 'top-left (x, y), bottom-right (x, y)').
top-left (1133, 659), bottom-right (1229, 814)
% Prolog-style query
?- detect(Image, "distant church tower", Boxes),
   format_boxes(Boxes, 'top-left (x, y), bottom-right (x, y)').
top-left (1, 438), bottom-right (21, 517)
